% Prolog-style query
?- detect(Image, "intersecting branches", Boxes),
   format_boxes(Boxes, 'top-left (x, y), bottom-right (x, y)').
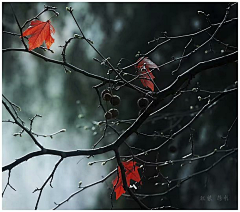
top-left (114, 149), bottom-right (149, 209)
top-left (2, 99), bottom-right (44, 149)
top-left (33, 157), bottom-right (63, 210)
top-left (2, 95), bottom-right (67, 147)
top-left (53, 168), bottom-right (117, 210)
top-left (2, 170), bottom-right (16, 197)
top-left (220, 117), bottom-right (238, 149)
top-left (2, 3), bottom-right (237, 210)
top-left (127, 148), bottom-right (237, 199)
top-left (2, 49), bottom-right (237, 208)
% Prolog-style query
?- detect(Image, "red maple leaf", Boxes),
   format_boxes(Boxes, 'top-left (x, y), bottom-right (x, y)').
top-left (135, 57), bottom-right (159, 91)
top-left (112, 161), bottom-right (141, 200)
top-left (22, 20), bottom-right (55, 51)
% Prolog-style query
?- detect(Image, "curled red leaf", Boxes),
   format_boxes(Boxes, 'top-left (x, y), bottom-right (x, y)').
top-left (135, 57), bottom-right (159, 91)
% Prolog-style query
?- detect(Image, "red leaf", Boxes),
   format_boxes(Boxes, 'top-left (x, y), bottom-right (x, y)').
top-left (22, 20), bottom-right (55, 51)
top-left (112, 161), bottom-right (141, 200)
top-left (135, 57), bottom-right (159, 91)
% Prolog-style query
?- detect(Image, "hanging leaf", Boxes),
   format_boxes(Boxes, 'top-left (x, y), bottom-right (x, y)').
top-left (135, 57), bottom-right (159, 91)
top-left (22, 20), bottom-right (55, 51)
top-left (112, 161), bottom-right (141, 200)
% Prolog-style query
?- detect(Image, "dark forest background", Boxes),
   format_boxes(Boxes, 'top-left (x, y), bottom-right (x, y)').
top-left (2, 2), bottom-right (237, 209)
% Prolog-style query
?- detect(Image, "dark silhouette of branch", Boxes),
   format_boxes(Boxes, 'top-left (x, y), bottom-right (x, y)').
top-left (172, 37), bottom-right (193, 75)
top-left (122, 86), bottom-right (237, 159)
top-left (2, 48), bottom-right (116, 83)
top-left (2, 99), bottom-right (44, 149)
top-left (112, 52), bottom-right (237, 150)
top-left (220, 117), bottom-right (238, 149)
top-left (53, 168), bottom-right (117, 210)
top-left (114, 149), bottom-right (149, 209)
top-left (2, 170), bottom-right (16, 197)
top-left (22, 5), bottom-right (58, 29)
top-left (148, 17), bottom-right (237, 43)
top-left (2, 3), bottom-right (237, 209)
top-left (33, 157), bottom-right (63, 209)
top-left (3, 52), bottom-right (237, 173)
top-left (124, 16), bottom-right (237, 71)
top-left (125, 148), bottom-right (237, 198)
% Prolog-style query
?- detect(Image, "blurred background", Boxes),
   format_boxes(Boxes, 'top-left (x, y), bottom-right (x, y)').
top-left (2, 2), bottom-right (237, 209)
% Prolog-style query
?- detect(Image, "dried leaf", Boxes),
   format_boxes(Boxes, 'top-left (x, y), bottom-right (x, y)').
top-left (112, 161), bottom-right (141, 200)
top-left (135, 57), bottom-right (159, 91)
top-left (22, 20), bottom-right (55, 51)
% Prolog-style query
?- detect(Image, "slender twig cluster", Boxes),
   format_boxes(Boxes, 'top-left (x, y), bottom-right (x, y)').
top-left (2, 3), bottom-right (237, 210)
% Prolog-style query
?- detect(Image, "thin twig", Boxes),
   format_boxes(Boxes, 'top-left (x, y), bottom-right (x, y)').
top-left (2, 170), bottom-right (16, 197)
top-left (33, 157), bottom-right (63, 210)
top-left (220, 117), bottom-right (237, 149)
top-left (53, 168), bottom-right (117, 210)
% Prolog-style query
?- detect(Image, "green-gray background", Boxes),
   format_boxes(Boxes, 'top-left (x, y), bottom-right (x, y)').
top-left (2, 2), bottom-right (237, 209)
